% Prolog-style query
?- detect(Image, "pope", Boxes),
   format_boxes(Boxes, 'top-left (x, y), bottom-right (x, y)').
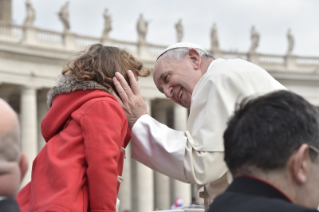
top-left (112, 42), bottom-right (286, 197)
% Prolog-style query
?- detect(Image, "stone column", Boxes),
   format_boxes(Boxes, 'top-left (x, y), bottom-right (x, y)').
top-left (63, 32), bottom-right (76, 50)
top-left (285, 55), bottom-right (297, 71)
top-left (192, 184), bottom-right (204, 205)
top-left (131, 98), bottom-right (154, 212)
top-left (247, 53), bottom-right (258, 65)
top-left (118, 142), bottom-right (132, 212)
top-left (37, 90), bottom-right (48, 152)
top-left (22, 26), bottom-right (37, 45)
top-left (20, 86), bottom-right (37, 187)
top-left (153, 101), bottom-right (170, 210)
top-left (137, 43), bottom-right (152, 61)
top-left (172, 103), bottom-right (191, 207)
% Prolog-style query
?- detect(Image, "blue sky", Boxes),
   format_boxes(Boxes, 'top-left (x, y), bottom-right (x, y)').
top-left (12, 0), bottom-right (319, 56)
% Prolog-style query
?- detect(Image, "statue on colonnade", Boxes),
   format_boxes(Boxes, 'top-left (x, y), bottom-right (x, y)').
top-left (249, 26), bottom-right (259, 53)
top-left (102, 9), bottom-right (112, 40)
top-left (286, 28), bottom-right (294, 55)
top-left (210, 23), bottom-right (220, 52)
top-left (23, 0), bottom-right (35, 27)
top-left (175, 19), bottom-right (183, 42)
top-left (136, 14), bottom-right (148, 44)
top-left (58, 2), bottom-right (70, 33)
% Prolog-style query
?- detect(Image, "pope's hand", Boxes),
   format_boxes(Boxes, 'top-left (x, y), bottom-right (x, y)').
top-left (112, 70), bottom-right (148, 128)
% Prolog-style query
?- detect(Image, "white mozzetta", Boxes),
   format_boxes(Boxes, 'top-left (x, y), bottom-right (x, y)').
top-left (131, 58), bottom-right (287, 198)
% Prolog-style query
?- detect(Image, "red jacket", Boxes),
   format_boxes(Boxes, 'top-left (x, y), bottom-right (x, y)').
top-left (17, 89), bottom-right (131, 212)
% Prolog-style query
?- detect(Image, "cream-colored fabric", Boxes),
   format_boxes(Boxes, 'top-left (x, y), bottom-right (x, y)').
top-left (131, 58), bottom-right (287, 198)
top-left (132, 115), bottom-right (188, 182)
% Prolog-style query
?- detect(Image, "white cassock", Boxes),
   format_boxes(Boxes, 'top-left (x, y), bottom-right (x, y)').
top-left (131, 58), bottom-right (287, 198)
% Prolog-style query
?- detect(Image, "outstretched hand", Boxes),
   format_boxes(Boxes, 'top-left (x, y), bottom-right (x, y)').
top-left (112, 70), bottom-right (148, 128)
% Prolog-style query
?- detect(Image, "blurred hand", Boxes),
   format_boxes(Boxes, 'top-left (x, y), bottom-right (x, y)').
top-left (112, 70), bottom-right (148, 128)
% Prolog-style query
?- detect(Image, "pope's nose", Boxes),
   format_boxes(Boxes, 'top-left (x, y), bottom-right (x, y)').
top-left (163, 86), bottom-right (173, 99)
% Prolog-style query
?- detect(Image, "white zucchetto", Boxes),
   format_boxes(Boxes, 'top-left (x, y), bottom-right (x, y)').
top-left (157, 42), bottom-right (208, 60)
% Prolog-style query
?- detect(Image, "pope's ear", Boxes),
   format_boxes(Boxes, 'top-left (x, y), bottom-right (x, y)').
top-left (188, 49), bottom-right (201, 70)
top-left (291, 144), bottom-right (311, 184)
top-left (19, 153), bottom-right (28, 183)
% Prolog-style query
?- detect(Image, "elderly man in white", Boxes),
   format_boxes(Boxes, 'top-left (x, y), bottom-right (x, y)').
top-left (113, 42), bottom-right (286, 198)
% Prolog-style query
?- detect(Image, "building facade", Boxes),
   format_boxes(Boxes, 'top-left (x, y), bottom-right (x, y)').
top-left (1, 1), bottom-right (319, 211)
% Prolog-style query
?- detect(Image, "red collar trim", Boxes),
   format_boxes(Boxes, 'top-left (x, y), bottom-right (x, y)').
top-left (244, 175), bottom-right (293, 203)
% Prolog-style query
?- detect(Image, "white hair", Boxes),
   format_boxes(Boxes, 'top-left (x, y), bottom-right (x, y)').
top-left (162, 47), bottom-right (214, 61)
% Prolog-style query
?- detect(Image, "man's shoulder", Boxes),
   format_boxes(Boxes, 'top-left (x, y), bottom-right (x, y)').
top-left (209, 191), bottom-right (316, 212)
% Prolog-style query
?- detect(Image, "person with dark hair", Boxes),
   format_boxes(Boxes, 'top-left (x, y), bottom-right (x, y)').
top-left (16, 44), bottom-right (151, 212)
top-left (0, 99), bottom-right (28, 212)
top-left (209, 90), bottom-right (319, 212)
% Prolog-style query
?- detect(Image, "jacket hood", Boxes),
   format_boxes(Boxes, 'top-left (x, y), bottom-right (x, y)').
top-left (47, 74), bottom-right (110, 108)
top-left (42, 74), bottom-right (115, 142)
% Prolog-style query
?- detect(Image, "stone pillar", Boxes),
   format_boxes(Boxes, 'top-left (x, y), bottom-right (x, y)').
top-left (153, 101), bottom-right (170, 210)
top-left (37, 90), bottom-right (48, 152)
top-left (285, 55), bottom-right (297, 71)
top-left (63, 32), bottom-right (76, 50)
top-left (172, 103), bottom-right (191, 207)
top-left (137, 43), bottom-right (152, 60)
top-left (102, 39), bottom-right (113, 47)
top-left (192, 184), bottom-right (204, 205)
top-left (22, 26), bottom-right (37, 45)
top-left (20, 86), bottom-right (37, 187)
top-left (248, 53), bottom-right (258, 65)
top-left (131, 98), bottom-right (154, 212)
top-left (211, 50), bottom-right (222, 60)
top-left (118, 142), bottom-right (132, 212)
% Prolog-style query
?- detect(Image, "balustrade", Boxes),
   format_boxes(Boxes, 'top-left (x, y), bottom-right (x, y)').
top-left (0, 23), bottom-right (318, 73)
top-left (222, 52), bottom-right (247, 60)
top-left (296, 57), bottom-right (319, 69)
top-left (0, 24), bottom-right (23, 42)
top-left (111, 40), bottom-right (138, 54)
top-left (75, 35), bottom-right (100, 48)
top-left (36, 29), bottom-right (63, 45)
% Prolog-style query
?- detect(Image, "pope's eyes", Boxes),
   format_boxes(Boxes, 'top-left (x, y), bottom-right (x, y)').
top-left (163, 74), bottom-right (170, 83)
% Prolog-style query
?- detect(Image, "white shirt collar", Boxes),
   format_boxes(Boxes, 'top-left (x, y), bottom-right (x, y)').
top-left (0, 196), bottom-right (7, 201)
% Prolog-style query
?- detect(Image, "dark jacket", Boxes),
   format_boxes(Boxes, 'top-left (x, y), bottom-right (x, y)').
top-left (0, 198), bottom-right (20, 212)
top-left (208, 176), bottom-right (318, 212)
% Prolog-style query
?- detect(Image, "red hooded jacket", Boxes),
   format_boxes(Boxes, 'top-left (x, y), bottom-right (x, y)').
top-left (17, 75), bottom-right (131, 212)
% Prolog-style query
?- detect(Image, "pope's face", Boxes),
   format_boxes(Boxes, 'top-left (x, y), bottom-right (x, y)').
top-left (153, 54), bottom-right (202, 109)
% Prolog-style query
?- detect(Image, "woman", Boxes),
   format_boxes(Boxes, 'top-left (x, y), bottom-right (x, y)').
top-left (17, 44), bottom-right (150, 212)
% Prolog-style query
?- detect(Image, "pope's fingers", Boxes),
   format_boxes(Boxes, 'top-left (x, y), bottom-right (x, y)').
top-left (108, 86), bottom-right (124, 107)
top-left (115, 72), bottom-right (134, 97)
top-left (127, 70), bottom-right (140, 95)
top-left (113, 77), bottom-right (128, 104)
